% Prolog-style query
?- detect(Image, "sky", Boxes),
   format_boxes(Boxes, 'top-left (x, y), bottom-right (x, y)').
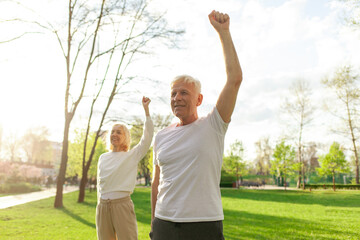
top-left (1, 0), bottom-right (360, 161)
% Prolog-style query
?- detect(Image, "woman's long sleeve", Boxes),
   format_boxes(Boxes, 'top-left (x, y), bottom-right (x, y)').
top-left (133, 116), bottom-right (154, 162)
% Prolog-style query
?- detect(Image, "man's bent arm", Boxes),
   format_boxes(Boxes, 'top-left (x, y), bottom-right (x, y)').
top-left (209, 10), bottom-right (243, 123)
top-left (151, 165), bottom-right (160, 223)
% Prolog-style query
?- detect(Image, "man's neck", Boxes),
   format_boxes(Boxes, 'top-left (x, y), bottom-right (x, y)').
top-left (178, 115), bottom-right (198, 126)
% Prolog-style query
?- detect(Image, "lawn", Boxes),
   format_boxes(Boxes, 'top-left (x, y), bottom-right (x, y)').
top-left (0, 188), bottom-right (360, 239)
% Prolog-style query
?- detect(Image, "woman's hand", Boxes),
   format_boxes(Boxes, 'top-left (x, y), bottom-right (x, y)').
top-left (142, 96), bottom-right (151, 116)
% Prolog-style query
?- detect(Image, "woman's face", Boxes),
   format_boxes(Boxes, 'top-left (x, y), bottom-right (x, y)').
top-left (110, 125), bottom-right (125, 148)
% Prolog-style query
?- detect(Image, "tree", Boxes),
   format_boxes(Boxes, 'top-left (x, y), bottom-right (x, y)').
top-left (46, 0), bottom-right (106, 208)
top-left (254, 137), bottom-right (272, 175)
top-left (302, 142), bottom-right (321, 182)
top-left (21, 126), bottom-right (53, 165)
top-left (67, 129), bottom-right (107, 181)
top-left (223, 140), bottom-right (246, 188)
top-left (270, 140), bottom-right (296, 190)
top-left (13, 0), bottom-right (184, 207)
top-left (317, 142), bottom-right (350, 191)
top-left (3, 0), bottom-right (182, 206)
top-left (71, 1), bottom-right (182, 203)
top-left (4, 132), bottom-right (21, 162)
top-left (322, 65), bottom-right (360, 184)
top-left (281, 78), bottom-right (314, 189)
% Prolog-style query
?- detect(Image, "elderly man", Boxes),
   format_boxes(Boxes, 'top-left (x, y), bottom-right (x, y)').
top-left (151, 10), bottom-right (242, 240)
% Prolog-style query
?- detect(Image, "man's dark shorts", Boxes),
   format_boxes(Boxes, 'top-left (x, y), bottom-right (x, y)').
top-left (149, 217), bottom-right (225, 240)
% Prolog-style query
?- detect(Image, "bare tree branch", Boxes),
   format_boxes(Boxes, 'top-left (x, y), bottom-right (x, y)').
top-left (0, 32), bottom-right (42, 43)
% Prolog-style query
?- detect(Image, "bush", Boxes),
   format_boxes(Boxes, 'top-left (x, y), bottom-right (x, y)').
top-left (221, 170), bottom-right (236, 182)
top-left (220, 170), bottom-right (236, 188)
top-left (220, 182), bottom-right (233, 188)
top-left (0, 182), bottom-right (42, 194)
top-left (303, 184), bottom-right (360, 190)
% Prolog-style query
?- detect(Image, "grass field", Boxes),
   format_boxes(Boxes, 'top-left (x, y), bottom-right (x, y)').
top-left (1, 188), bottom-right (360, 239)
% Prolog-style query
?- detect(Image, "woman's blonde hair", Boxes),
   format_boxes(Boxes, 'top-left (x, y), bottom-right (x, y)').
top-left (109, 123), bottom-right (131, 152)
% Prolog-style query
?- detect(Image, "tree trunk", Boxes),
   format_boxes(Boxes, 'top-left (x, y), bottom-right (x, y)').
top-left (145, 176), bottom-right (150, 186)
top-left (78, 168), bottom-right (88, 203)
top-left (54, 0), bottom-right (73, 209)
top-left (236, 165), bottom-right (239, 189)
top-left (78, 151), bottom-right (94, 203)
top-left (356, 156), bottom-right (359, 184)
top-left (54, 117), bottom-right (71, 208)
top-left (332, 172), bottom-right (335, 191)
top-left (144, 170), bottom-right (151, 186)
top-left (351, 135), bottom-right (359, 184)
top-left (302, 159), bottom-right (305, 190)
top-left (297, 146), bottom-right (302, 189)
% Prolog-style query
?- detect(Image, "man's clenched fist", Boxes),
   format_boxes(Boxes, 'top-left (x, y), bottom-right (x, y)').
top-left (208, 10), bottom-right (230, 32)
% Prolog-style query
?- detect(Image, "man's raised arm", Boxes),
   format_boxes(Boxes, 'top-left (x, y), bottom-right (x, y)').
top-left (209, 10), bottom-right (242, 123)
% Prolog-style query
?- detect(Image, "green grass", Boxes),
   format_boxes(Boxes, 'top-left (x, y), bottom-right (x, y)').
top-left (222, 189), bottom-right (360, 239)
top-left (1, 188), bottom-right (360, 239)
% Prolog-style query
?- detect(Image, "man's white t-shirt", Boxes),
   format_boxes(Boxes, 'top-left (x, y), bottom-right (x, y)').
top-left (153, 107), bottom-right (228, 222)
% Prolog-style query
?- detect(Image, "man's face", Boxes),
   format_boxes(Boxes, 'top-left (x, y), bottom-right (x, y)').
top-left (171, 80), bottom-right (202, 123)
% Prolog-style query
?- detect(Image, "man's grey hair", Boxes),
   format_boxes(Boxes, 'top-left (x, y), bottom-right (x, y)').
top-left (171, 75), bottom-right (201, 94)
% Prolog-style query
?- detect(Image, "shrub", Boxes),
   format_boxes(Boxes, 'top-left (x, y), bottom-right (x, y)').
top-left (0, 182), bottom-right (42, 194)
top-left (0, 162), bottom-right (44, 184)
top-left (220, 170), bottom-right (236, 188)
top-left (220, 182), bottom-right (233, 188)
top-left (303, 184), bottom-right (360, 190)
top-left (221, 170), bottom-right (236, 182)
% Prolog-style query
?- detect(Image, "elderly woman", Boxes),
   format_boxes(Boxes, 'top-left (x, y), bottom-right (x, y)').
top-left (96, 96), bottom-right (154, 240)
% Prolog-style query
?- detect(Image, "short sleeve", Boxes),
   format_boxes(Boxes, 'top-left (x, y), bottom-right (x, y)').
top-left (208, 107), bottom-right (229, 135)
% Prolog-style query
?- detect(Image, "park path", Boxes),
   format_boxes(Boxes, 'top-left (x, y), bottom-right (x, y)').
top-left (245, 185), bottom-right (297, 190)
top-left (0, 186), bottom-right (78, 209)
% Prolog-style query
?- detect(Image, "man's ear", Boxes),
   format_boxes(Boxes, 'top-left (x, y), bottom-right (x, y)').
top-left (196, 94), bottom-right (203, 106)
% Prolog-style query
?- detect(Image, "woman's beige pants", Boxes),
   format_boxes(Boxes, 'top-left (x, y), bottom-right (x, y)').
top-left (96, 196), bottom-right (138, 240)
